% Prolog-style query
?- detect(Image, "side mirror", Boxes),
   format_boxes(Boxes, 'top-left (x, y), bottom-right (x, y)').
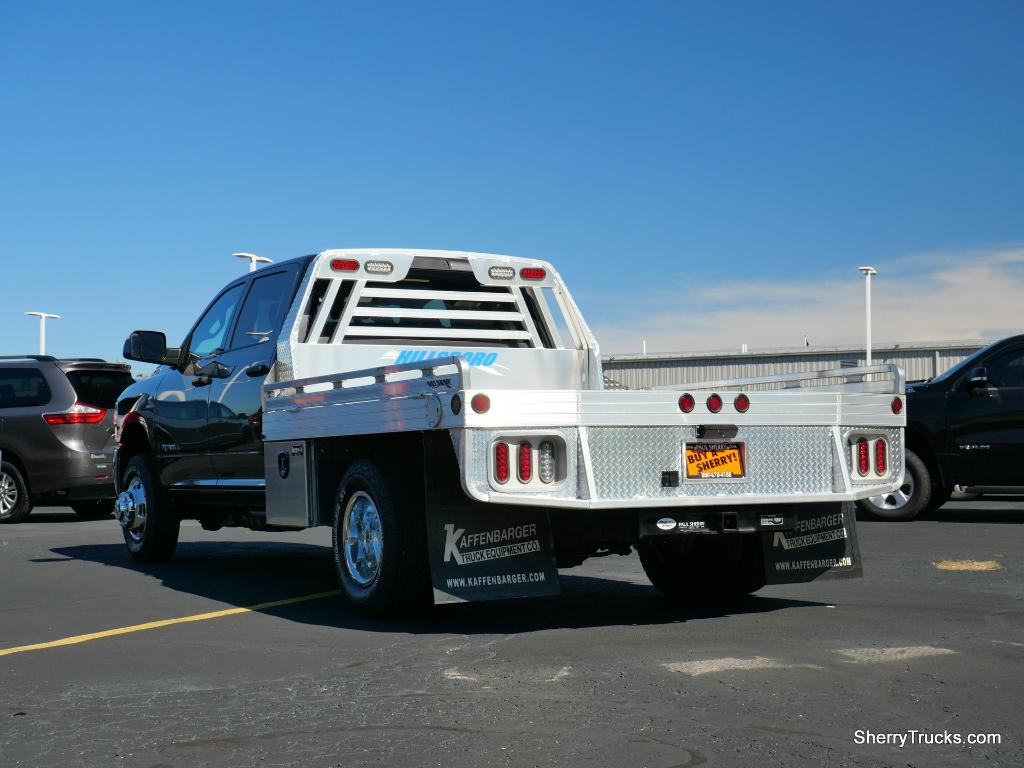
top-left (123, 330), bottom-right (177, 364)
top-left (967, 367), bottom-right (990, 391)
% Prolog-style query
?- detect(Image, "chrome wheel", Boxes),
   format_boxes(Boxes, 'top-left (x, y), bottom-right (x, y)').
top-left (869, 471), bottom-right (915, 511)
top-left (0, 470), bottom-right (18, 518)
top-left (115, 476), bottom-right (148, 543)
top-left (342, 491), bottom-right (383, 587)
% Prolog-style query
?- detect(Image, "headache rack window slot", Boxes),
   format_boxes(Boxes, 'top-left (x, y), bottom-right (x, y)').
top-left (298, 278), bottom-right (331, 343)
top-left (329, 267), bottom-right (541, 348)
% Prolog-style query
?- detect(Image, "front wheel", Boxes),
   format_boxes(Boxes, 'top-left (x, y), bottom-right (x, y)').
top-left (116, 454), bottom-right (180, 561)
top-left (857, 449), bottom-right (932, 521)
top-left (332, 460), bottom-right (430, 616)
top-left (638, 534), bottom-right (765, 601)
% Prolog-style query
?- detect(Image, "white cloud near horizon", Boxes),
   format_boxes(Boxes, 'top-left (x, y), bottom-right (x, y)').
top-left (585, 247), bottom-right (1024, 355)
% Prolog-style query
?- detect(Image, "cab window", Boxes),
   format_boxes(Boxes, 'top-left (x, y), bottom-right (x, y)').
top-left (230, 271), bottom-right (292, 349)
top-left (189, 285), bottom-right (245, 358)
top-left (985, 349), bottom-right (1024, 388)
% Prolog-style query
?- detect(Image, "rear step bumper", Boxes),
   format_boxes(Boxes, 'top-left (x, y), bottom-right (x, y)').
top-left (639, 508), bottom-right (796, 537)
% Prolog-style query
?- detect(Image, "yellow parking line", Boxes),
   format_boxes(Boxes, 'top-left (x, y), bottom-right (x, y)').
top-left (0, 589), bottom-right (341, 657)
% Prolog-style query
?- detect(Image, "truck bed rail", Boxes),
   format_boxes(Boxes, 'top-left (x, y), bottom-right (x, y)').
top-left (654, 364), bottom-right (904, 395)
top-left (265, 355), bottom-right (470, 398)
top-left (263, 356), bottom-right (471, 442)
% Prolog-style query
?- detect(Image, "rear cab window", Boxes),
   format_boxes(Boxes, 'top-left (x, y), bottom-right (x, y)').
top-left (230, 270), bottom-right (294, 349)
top-left (0, 368), bottom-right (52, 408)
top-left (65, 370), bottom-right (136, 409)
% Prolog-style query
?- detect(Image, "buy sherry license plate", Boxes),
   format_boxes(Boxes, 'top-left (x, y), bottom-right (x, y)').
top-left (684, 441), bottom-right (746, 480)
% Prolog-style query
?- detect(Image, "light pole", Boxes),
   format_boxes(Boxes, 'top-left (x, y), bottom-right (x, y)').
top-left (233, 252), bottom-right (272, 272)
top-left (858, 266), bottom-right (877, 365)
top-left (25, 311), bottom-right (61, 356)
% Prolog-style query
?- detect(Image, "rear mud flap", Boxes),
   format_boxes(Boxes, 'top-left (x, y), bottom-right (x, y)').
top-left (762, 501), bottom-right (863, 583)
top-left (423, 432), bottom-right (561, 604)
top-left (424, 502), bottom-right (561, 604)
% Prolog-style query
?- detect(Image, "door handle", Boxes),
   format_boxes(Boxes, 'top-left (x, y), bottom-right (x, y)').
top-left (191, 376), bottom-right (211, 387)
top-left (246, 362), bottom-right (271, 377)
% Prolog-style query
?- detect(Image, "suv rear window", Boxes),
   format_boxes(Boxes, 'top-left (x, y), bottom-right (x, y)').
top-left (65, 370), bottom-right (135, 408)
top-left (0, 368), bottom-right (52, 408)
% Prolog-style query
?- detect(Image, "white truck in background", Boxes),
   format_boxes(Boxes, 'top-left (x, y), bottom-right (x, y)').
top-left (115, 249), bottom-right (905, 615)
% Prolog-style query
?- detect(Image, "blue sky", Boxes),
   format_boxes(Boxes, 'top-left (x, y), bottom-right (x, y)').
top-left (2, 1), bottom-right (1022, 359)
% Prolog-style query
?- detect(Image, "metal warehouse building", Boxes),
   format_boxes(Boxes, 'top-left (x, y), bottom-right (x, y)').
top-left (601, 340), bottom-right (988, 390)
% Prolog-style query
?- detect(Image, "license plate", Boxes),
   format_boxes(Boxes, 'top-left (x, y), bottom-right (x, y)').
top-left (684, 441), bottom-right (746, 480)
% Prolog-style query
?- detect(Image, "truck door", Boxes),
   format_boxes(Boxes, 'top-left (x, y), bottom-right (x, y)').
top-left (946, 344), bottom-right (1024, 486)
top-left (155, 283), bottom-right (245, 488)
top-left (208, 265), bottom-right (298, 486)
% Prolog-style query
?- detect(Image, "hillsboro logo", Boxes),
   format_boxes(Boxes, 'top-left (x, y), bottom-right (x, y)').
top-left (395, 350), bottom-right (499, 367)
top-left (443, 523), bottom-right (540, 565)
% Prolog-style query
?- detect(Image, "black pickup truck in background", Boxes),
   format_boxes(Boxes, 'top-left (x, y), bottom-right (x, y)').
top-left (858, 333), bottom-right (1024, 521)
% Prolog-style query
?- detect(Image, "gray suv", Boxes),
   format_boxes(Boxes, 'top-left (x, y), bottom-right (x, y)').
top-left (0, 356), bottom-right (135, 523)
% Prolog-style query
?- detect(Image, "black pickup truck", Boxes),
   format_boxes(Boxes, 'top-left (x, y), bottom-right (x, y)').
top-left (858, 333), bottom-right (1024, 520)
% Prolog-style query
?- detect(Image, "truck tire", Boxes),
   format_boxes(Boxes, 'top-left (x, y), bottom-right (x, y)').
top-left (71, 501), bottom-right (114, 520)
top-left (332, 459), bottom-right (431, 617)
top-left (856, 449), bottom-right (932, 521)
top-left (118, 454), bottom-right (180, 561)
top-left (925, 485), bottom-right (953, 513)
top-left (0, 461), bottom-right (32, 524)
top-left (638, 534), bottom-right (765, 601)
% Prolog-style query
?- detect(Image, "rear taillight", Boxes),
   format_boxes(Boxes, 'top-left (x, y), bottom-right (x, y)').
top-left (875, 439), bottom-right (887, 474)
top-left (330, 258), bottom-right (360, 272)
top-left (518, 441), bottom-right (532, 482)
top-left (494, 442), bottom-right (510, 484)
top-left (42, 403), bottom-right (107, 425)
top-left (520, 267), bottom-right (546, 280)
top-left (857, 438), bottom-right (869, 476)
top-left (734, 393), bottom-right (750, 413)
top-left (678, 393), bottom-right (695, 413)
top-left (538, 441), bottom-right (555, 483)
top-left (707, 393), bottom-right (723, 413)
top-left (471, 393), bottom-right (491, 413)
top-left (892, 397), bottom-right (903, 415)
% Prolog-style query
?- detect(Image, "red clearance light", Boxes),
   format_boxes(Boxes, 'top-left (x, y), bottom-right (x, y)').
top-left (42, 403), bottom-right (106, 425)
top-left (857, 438), bottom-right (869, 476)
top-left (518, 441), bottom-right (532, 482)
top-left (707, 393), bottom-right (723, 413)
top-left (520, 267), bottom-right (546, 280)
top-left (875, 439), bottom-right (887, 474)
top-left (330, 258), bottom-right (360, 272)
top-left (734, 393), bottom-right (750, 413)
top-left (494, 442), bottom-right (510, 483)
top-left (470, 393), bottom-right (491, 414)
top-left (891, 397), bottom-right (903, 415)
top-left (678, 393), bottom-right (695, 413)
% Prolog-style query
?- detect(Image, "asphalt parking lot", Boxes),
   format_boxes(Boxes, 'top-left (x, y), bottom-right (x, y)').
top-left (1, 500), bottom-right (1021, 768)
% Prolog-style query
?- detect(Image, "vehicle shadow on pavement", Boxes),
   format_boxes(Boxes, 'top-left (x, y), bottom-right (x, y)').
top-left (921, 499), bottom-right (1024, 524)
top-left (23, 512), bottom-right (110, 523)
top-left (856, 502), bottom-right (1024, 525)
top-left (51, 541), bottom-right (826, 634)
